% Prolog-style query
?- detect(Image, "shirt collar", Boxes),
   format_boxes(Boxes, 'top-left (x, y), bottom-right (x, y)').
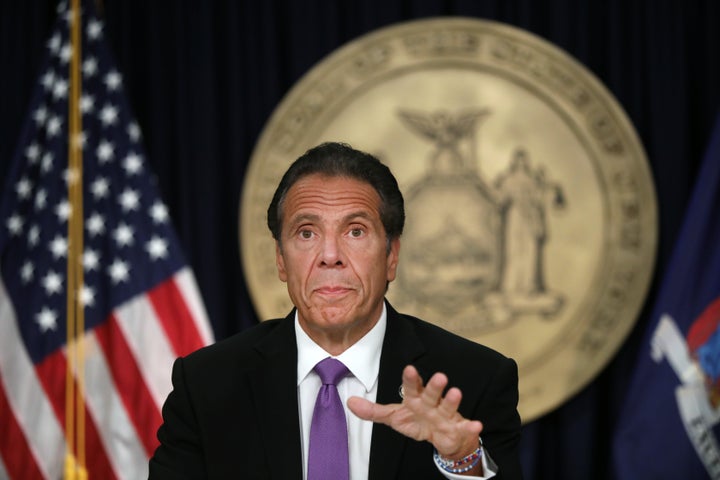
top-left (295, 302), bottom-right (387, 392)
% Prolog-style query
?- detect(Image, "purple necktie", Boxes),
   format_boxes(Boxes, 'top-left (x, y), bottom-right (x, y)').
top-left (308, 357), bottom-right (350, 480)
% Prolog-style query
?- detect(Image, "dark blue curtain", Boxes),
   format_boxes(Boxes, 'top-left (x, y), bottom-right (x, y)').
top-left (2, 1), bottom-right (719, 478)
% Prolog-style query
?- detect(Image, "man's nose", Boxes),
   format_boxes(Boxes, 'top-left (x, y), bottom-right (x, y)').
top-left (319, 234), bottom-right (344, 266)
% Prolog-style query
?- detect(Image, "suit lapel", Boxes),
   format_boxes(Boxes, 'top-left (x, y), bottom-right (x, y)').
top-left (250, 312), bottom-right (303, 479)
top-left (368, 302), bottom-right (426, 480)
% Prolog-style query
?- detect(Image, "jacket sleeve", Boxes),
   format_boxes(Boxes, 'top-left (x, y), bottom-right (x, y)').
top-left (477, 356), bottom-right (523, 480)
top-left (148, 357), bottom-right (206, 479)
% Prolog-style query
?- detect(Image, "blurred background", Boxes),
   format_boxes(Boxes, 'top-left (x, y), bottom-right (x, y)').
top-left (2, 1), bottom-right (719, 478)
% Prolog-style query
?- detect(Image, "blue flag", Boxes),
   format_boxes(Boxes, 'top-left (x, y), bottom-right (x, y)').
top-left (613, 115), bottom-right (720, 479)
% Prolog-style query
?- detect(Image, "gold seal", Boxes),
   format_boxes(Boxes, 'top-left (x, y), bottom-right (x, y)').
top-left (239, 17), bottom-right (657, 422)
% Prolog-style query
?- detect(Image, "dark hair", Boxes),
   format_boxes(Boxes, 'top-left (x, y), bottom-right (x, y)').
top-left (267, 142), bottom-right (405, 243)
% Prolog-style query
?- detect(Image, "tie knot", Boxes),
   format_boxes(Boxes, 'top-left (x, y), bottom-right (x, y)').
top-left (314, 357), bottom-right (349, 386)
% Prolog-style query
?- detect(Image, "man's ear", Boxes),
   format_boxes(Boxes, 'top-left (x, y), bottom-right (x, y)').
top-left (276, 242), bottom-right (288, 282)
top-left (386, 237), bottom-right (401, 282)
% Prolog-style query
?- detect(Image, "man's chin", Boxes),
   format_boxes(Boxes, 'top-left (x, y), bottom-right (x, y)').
top-left (304, 303), bottom-right (362, 328)
top-left (316, 306), bottom-right (355, 326)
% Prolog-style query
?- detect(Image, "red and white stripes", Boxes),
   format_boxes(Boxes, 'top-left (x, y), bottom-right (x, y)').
top-left (0, 266), bottom-right (213, 479)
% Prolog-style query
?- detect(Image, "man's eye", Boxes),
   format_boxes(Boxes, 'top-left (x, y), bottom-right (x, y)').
top-left (299, 230), bottom-right (313, 239)
top-left (350, 228), bottom-right (363, 237)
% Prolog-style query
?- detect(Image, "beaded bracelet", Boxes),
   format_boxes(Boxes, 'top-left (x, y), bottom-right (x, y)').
top-left (434, 446), bottom-right (483, 474)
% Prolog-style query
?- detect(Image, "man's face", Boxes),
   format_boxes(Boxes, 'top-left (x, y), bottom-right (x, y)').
top-left (275, 174), bottom-right (400, 346)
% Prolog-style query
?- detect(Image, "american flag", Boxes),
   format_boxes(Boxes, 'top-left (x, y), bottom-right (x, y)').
top-left (0, 1), bottom-right (214, 478)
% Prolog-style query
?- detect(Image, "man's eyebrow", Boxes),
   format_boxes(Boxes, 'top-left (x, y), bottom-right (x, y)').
top-left (288, 213), bottom-right (321, 225)
top-left (342, 211), bottom-right (374, 224)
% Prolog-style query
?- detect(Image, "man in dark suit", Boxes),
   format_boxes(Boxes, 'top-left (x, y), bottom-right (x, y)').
top-left (149, 142), bottom-right (522, 479)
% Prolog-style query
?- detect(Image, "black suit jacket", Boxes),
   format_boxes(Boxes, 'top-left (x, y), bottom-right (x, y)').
top-left (149, 302), bottom-right (522, 479)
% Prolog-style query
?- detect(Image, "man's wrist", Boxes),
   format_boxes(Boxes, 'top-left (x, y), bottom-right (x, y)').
top-left (434, 445), bottom-right (483, 474)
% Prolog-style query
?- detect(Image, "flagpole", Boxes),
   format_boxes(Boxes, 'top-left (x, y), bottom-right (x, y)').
top-left (65, 0), bottom-right (87, 478)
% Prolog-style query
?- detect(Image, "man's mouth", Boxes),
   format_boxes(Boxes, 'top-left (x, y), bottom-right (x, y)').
top-left (315, 286), bottom-right (352, 295)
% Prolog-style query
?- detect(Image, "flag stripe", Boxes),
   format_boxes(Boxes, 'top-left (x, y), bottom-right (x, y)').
top-left (0, 452), bottom-right (9, 480)
top-left (35, 349), bottom-right (118, 480)
top-left (0, 372), bottom-right (45, 480)
top-left (83, 333), bottom-right (147, 480)
top-left (175, 268), bottom-right (214, 345)
top-left (113, 290), bottom-right (177, 408)
top-left (94, 315), bottom-right (162, 456)
top-left (148, 277), bottom-right (206, 356)
top-left (34, 348), bottom-right (67, 424)
top-left (0, 280), bottom-right (65, 480)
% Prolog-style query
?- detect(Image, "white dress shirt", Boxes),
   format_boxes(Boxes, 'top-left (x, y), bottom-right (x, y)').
top-left (295, 304), bottom-right (497, 479)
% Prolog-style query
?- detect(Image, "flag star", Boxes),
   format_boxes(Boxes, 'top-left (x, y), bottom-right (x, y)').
top-left (55, 200), bottom-right (71, 222)
top-left (113, 223), bottom-right (135, 247)
top-left (149, 201), bottom-right (169, 223)
top-left (58, 43), bottom-right (72, 64)
top-left (33, 106), bottom-right (48, 126)
top-left (41, 152), bottom-right (54, 172)
top-left (16, 177), bottom-right (33, 199)
top-left (118, 188), bottom-right (140, 211)
top-left (20, 261), bottom-right (34, 283)
top-left (96, 140), bottom-right (114, 163)
top-left (91, 177), bottom-right (110, 199)
top-left (127, 122), bottom-right (141, 142)
top-left (28, 224), bottom-right (40, 246)
top-left (99, 104), bottom-right (118, 126)
top-left (47, 34), bottom-right (61, 54)
top-left (86, 212), bottom-right (105, 236)
top-left (146, 236), bottom-right (169, 260)
top-left (35, 189), bottom-right (47, 210)
top-left (41, 70), bottom-right (55, 90)
top-left (79, 284), bottom-right (95, 307)
top-left (104, 70), bottom-right (122, 91)
top-left (49, 235), bottom-right (68, 259)
top-left (35, 188), bottom-right (47, 210)
top-left (42, 271), bottom-right (63, 295)
top-left (83, 248), bottom-right (100, 271)
top-left (46, 116), bottom-right (62, 137)
top-left (80, 93), bottom-right (95, 114)
top-left (83, 57), bottom-right (98, 77)
top-left (108, 258), bottom-right (130, 283)
top-left (123, 153), bottom-right (143, 175)
top-left (36, 307), bottom-right (58, 333)
top-left (26, 143), bottom-right (41, 163)
top-left (6, 214), bottom-right (23, 236)
top-left (52, 78), bottom-right (68, 99)
top-left (87, 18), bottom-right (103, 40)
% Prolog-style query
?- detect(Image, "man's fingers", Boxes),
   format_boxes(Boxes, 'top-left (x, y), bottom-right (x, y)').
top-left (419, 372), bottom-right (448, 407)
top-left (401, 365), bottom-right (424, 397)
top-left (346, 396), bottom-right (374, 420)
top-left (438, 387), bottom-right (462, 416)
top-left (347, 396), bottom-right (396, 423)
top-left (402, 367), bottom-right (458, 414)
top-left (464, 419), bottom-right (484, 436)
